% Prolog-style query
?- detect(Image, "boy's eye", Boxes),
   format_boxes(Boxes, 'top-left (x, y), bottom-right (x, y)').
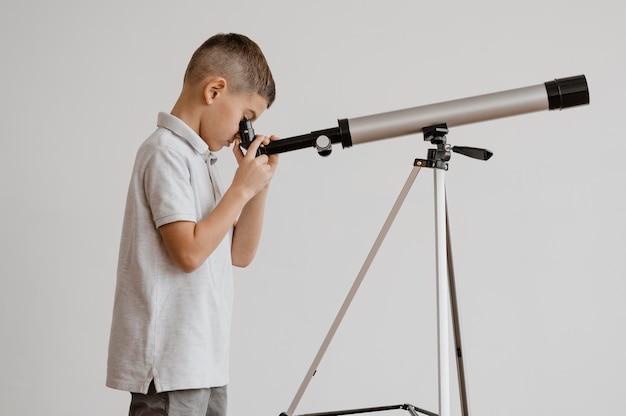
top-left (244, 111), bottom-right (257, 122)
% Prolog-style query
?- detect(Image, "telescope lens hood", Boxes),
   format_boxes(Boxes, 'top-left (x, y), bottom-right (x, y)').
top-left (545, 75), bottom-right (590, 110)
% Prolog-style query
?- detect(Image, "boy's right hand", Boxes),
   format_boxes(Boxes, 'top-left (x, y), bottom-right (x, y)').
top-left (232, 134), bottom-right (279, 200)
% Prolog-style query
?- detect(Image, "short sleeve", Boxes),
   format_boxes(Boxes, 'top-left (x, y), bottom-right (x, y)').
top-left (144, 147), bottom-right (197, 228)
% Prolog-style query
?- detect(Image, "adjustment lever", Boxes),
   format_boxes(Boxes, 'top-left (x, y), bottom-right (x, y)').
top-left (452, 146), bottom-right (493, 161)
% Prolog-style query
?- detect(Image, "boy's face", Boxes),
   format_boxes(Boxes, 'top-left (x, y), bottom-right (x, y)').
top-left (200, 88), bottom-right (268, 152)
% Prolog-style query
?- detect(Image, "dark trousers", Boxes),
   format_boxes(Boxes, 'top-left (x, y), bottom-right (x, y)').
top-left (129, 381), bottom-right (227, 416)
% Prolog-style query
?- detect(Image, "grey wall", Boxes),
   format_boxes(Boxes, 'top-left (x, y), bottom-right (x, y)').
top-left (1, 1), bottom-right (624, 415)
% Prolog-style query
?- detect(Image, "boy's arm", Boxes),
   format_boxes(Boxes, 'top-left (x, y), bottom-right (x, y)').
top-left (160, 136), bottom-right (277, 273)
top-left (231, 185), bottom-right (269, 267)
top-left (231, 138), bottom-right (279, 267)
top-left (159, 186), bottom-right (251, 273)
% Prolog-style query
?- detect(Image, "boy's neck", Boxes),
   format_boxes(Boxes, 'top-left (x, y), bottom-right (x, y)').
top-left (171, 93), bottom-right (202, 136)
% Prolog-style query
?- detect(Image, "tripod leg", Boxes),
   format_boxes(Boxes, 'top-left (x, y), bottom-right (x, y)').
top-left (445, 193), bottom-right (470, 416)
top-left (283, 164), bottom-right (424, 416)
top-left (434, 169), bottom-right (450, 416)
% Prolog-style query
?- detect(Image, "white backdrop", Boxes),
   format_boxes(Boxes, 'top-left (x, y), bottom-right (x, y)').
top-left (1, 1), bottom-right (624, 415)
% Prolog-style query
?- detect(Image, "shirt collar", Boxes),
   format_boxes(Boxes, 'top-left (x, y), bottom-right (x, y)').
top-left (157, 112), bottom-right (217, 163)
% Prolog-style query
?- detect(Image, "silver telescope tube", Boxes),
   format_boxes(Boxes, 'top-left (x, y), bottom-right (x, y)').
top-left (348, 84), bottom-right (546, 145)
top-left (347, 75), bottom-right (589, 145)
top-left (345, 75), bottom-right (589, 146)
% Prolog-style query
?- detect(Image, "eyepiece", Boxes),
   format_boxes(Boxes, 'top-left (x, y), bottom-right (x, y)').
top-left (545, 75), bottom-right (589, 110)
top-left (238, 118), bottom-right (255, 149)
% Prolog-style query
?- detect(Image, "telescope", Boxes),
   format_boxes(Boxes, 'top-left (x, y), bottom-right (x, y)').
top-left (258, 74), bottom-right (590, 416)
top-left (239, 75), bottom-right (589, 156)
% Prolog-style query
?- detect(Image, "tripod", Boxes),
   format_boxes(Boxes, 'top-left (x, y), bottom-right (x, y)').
top-left (280, 124), bottom-right (492, 416)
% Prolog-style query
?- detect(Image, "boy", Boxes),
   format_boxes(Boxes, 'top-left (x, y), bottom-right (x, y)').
top-left (106, 33), bottom-right (279, 416)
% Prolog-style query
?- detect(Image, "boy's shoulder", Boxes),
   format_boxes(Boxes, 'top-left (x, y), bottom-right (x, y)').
top-left (141, 112), bottom-right (208, 157)
top-left (139, 126), bottom-right (178, 152)
top-left (132, 112), bottom-right (209, 173)
top-left (132, 126), bottom-right (192, 173)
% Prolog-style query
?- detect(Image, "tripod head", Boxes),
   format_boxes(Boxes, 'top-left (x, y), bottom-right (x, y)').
top-left (420, 123), bottom-right (493, 170)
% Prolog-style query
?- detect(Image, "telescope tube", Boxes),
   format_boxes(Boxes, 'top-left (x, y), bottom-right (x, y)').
top-left (259, 75), bottom-right (589, 155)
top-left (345, 75), bottom-right (589, 146)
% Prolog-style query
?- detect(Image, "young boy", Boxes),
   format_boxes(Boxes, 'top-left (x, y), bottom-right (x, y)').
top-left (106, 33), bottom-right (279, 416)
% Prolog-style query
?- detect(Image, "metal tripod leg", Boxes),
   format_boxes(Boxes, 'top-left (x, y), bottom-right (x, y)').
top-left (446, 197), bottom-right (469, 416)
top-left (434, 169), bottom-right (470, 416)
top-left (283, 163), bottom-right (424, 416)
top-left (434, 168), bottom-right (450, 416)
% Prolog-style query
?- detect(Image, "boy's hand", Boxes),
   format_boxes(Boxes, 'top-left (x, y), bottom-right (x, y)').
top-left (232, 134), bottom-right (279, 200)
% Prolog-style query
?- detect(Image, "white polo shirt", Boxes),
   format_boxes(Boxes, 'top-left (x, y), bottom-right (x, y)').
top-left (107, 112), bottom-right (233, 394)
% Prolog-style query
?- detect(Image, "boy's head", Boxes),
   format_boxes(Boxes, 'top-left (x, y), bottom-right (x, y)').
top-left (184, 33), bottom-right (275, 108)
top-left (173, 33), bottom-right (276, 151)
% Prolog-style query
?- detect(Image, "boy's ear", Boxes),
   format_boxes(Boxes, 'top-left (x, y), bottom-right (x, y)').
top-left (203, 77), bottom-right (227, 104)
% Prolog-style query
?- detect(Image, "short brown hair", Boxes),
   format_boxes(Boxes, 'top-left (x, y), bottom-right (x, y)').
top-left (184, 33), bottom-right (276, 107)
